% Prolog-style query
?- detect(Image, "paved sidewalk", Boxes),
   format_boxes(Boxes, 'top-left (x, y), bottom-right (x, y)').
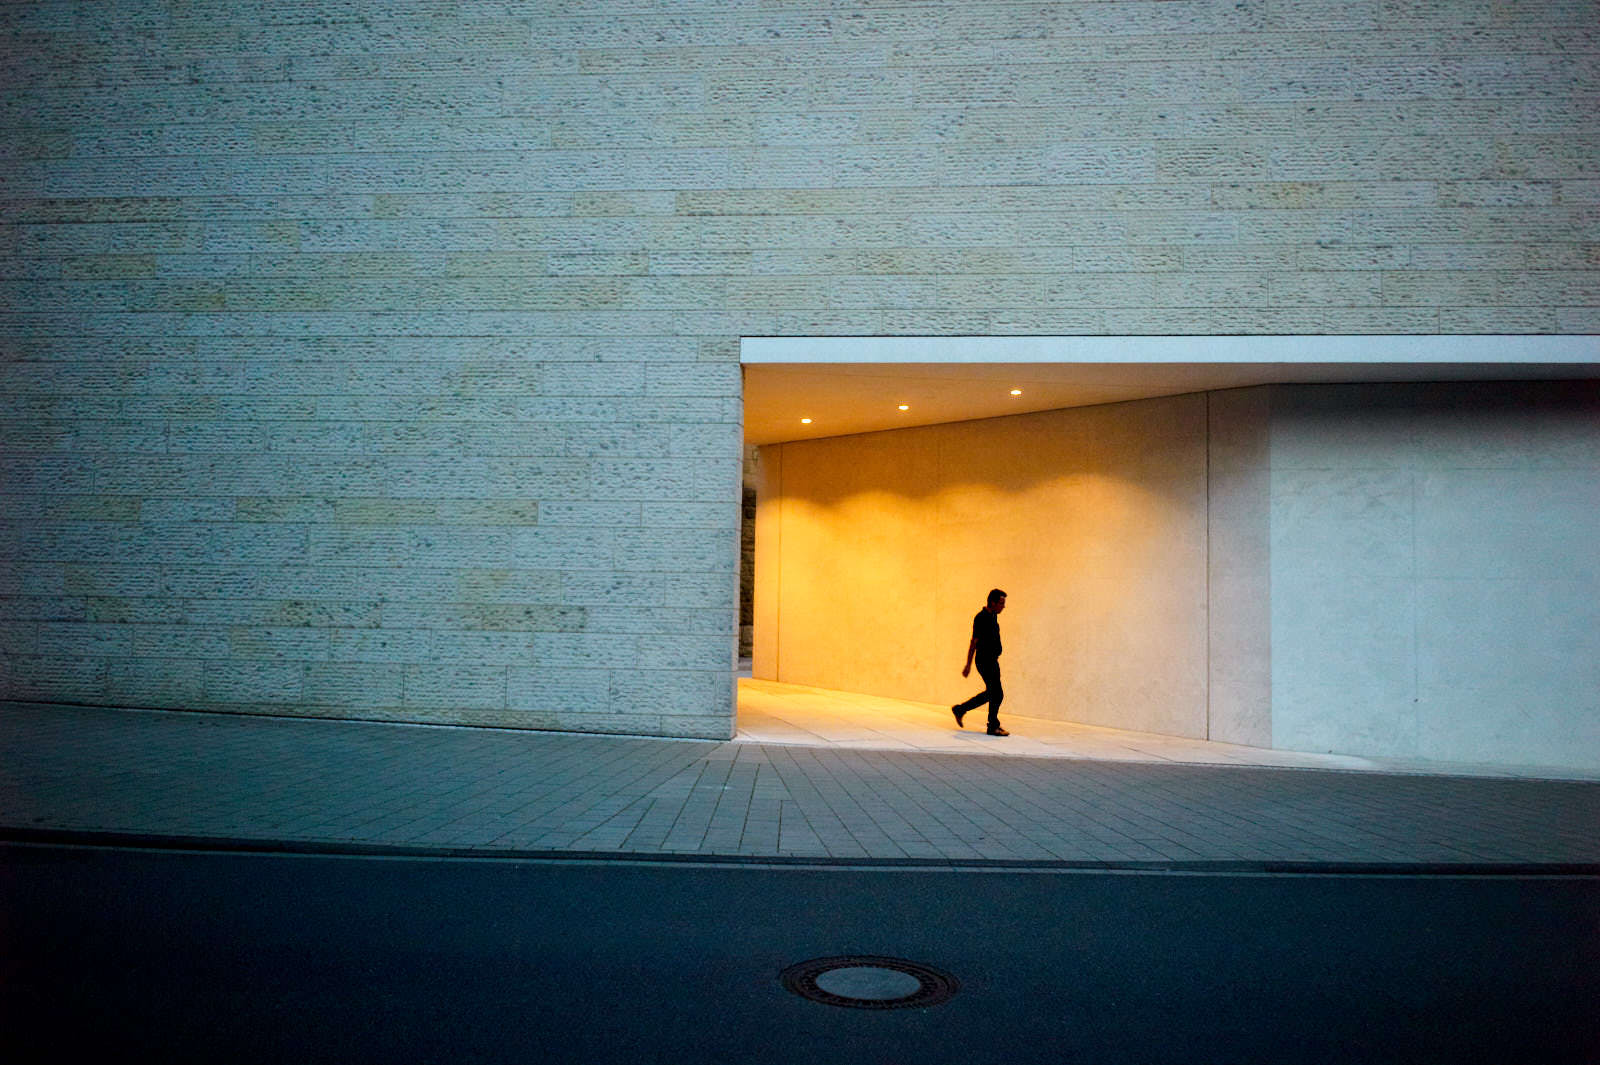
top-left (2, 700), bottom-right (1597, 867)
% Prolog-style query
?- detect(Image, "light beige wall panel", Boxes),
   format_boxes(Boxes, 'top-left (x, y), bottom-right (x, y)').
top-left (1415, 577), bottom-right (1600, 766)
top-left (1414, 470), bottom-right (1600, 580)
top-left (1272, 573), bottom-right (1421, 758)
top-left (1268, 381), bottom-right (1600, 770)
top-left (1205, 387), bottom-right (1272, 747)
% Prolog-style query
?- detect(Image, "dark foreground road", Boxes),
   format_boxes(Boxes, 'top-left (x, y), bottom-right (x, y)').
top-left (2, 843), bottom-right (1596, 1064)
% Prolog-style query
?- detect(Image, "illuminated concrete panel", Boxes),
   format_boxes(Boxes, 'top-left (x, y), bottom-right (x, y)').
top-left (756, 395), bottom-right (1211, 738)
top-left (1269, 381), bottom-right (1600, 771)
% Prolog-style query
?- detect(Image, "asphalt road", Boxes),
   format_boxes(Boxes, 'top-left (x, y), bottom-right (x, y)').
top-left (2, 843), bottom-right (1596, 1064)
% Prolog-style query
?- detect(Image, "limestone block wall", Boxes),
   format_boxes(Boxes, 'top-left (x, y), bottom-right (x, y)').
top-left (1, 1), bottom-right (1597, 739)
top-left (753, 395), bottom-right (1213, 738)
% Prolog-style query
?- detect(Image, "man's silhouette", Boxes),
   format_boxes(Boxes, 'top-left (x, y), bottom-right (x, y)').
top-left (953, 588), bottom-right (1009, 737)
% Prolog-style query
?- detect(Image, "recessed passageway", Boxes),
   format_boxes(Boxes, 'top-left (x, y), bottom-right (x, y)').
top-left (735, 675), bottom-right (1600, 781)
top-left (742, 350), bottom-right (1600, 776)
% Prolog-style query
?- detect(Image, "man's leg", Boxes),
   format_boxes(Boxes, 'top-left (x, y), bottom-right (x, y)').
top-left (952, 684), bottom-right (988, 725)
top-left (975, 659), bottom-right (1003, 730)
top-left (953, 689), bottom-right (989, 714)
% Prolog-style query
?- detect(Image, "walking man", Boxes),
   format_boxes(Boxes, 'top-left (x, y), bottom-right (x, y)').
top-left (953, 588), bottom-right (1010, 737)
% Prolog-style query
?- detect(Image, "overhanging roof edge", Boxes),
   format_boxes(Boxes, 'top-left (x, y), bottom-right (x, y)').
top-left (739, 335), bottom-right (1600, 365)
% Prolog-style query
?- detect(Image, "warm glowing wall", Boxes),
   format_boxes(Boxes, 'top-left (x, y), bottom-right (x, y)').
top-left (755, 394), bottom-right (1214, 738)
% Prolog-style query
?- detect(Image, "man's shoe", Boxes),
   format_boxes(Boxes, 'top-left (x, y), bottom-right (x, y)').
top-left (986, 725), bottom-right (1009, 736)
top-left (952, 705), bottom-right (966, 728)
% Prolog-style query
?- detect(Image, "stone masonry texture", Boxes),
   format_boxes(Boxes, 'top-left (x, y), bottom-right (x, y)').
top-left (1, 1), bottom-right (1598, 739)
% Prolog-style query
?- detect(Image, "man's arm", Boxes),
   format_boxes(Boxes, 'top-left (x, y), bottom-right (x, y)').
top-left (962, 636), bottom-right (976, 677)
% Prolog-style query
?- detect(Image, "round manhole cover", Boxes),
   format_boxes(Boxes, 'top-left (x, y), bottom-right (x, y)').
top-left (780, 955), bottom-right (959, 1010)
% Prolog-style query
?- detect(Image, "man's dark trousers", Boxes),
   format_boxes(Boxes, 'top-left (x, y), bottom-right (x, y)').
top-left (955, 657), bottom-right (1003, 729)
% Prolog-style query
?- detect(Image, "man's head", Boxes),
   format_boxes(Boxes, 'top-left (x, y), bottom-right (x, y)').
top-left (987, 588), bottom-right (1007, 613)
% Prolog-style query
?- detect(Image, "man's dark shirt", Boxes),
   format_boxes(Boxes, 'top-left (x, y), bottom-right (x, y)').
top-left (972, 609), bottom-right (1001, 661)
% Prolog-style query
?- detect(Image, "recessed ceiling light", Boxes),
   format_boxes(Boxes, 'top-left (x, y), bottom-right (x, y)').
top-left (800, 417), bottom-right (812, 424)
top-left (1010, 389), bottom-right (1022, 396)
top-left (897, 404), bottom-right (910, 411)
